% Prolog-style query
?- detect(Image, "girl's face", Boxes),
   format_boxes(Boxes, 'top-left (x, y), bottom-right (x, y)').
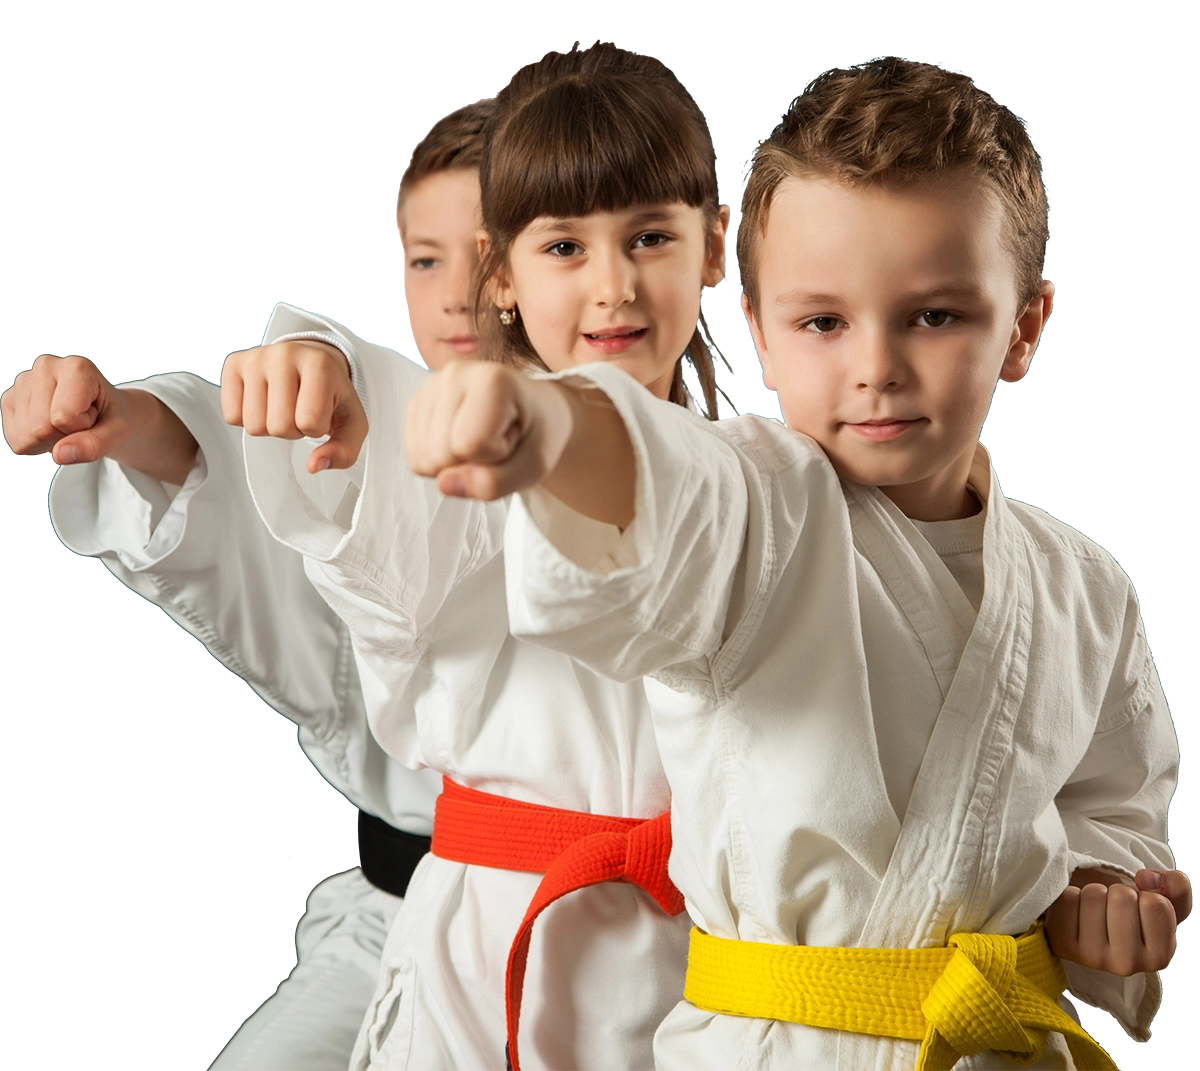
top-left (494, 203), bottom-right (728, 399)
top-left (400, 168), bottom-right (483, 370)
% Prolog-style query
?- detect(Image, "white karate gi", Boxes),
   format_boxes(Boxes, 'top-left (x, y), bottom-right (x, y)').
top-left (241, 306), bottom-right (690, 1070)
top-left (504, 364), bottom-right (1179, 1071)
top-left (48, 369), bottom-right (441, 1070)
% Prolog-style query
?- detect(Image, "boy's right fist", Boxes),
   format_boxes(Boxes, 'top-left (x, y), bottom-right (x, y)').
top-left (221, 340), bottom-right (367, 473)
top-left (2, 353), bottom-right (134, 464)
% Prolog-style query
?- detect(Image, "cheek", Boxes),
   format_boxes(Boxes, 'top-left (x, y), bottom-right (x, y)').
top-left (404, 279), bottom-right (439, 345)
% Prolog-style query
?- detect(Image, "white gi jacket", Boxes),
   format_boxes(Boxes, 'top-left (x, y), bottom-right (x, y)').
top-left (48, 370), bottom-right (440, 833)
top-left (242, 306), bottom-right (689, 1071)
top-left (504, 364), bottom-right (1179, 1071)
top-left (46, 359), bottom-right (443, 1069)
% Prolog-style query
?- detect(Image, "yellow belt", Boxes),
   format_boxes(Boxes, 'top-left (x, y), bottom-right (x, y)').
top-left (684, 923), bottom-right (1117, 1070)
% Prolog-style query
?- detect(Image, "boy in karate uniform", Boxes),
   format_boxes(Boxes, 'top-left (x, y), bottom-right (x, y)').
top-left (406, 59), bottom-right (1188, 1068)
top-left (1, 100), bottom-right (492, 1069)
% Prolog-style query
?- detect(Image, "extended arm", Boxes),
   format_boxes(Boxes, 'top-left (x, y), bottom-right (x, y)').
top-left (404, 358), bottom-right (636, 528)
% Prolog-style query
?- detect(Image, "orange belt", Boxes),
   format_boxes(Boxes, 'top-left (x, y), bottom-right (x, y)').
top-left (430, 777), bottom-right (684, 1071)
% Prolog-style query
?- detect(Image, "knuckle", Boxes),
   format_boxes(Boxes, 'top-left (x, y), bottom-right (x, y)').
top-left (1109, 884), bottom-right (1138, 908)
top-left (265, 416), bottom-right (298, 439)
top-left (295, 414), bottom-right (327, 438)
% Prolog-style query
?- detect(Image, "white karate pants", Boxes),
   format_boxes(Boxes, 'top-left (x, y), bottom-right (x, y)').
top-left (209, 868), bottom-right (402, 1071)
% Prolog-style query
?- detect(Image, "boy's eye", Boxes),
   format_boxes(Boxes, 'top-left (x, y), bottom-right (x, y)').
top-left (914, 309), bottom-right (957, 328)
top-left (801, 315), bottom-right (844, 334)
top-left (410, 257), bottom-right (439, 271)
top-left (547, 240), bottom-right (583, 257)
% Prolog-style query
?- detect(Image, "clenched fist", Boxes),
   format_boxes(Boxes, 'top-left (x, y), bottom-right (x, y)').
top-left (221, 340), bottom-right (367, 473)
top-left (405, 359), bottom-right (571, 501)
top-left (1045, 867), bottom-right (1191, 975)
top-left (2, 353), bottom-right (197, 483)
top-left (405, 360), bottom-right (635, 527)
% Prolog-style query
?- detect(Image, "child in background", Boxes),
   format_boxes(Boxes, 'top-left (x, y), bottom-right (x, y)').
top-left (222, 42), bottom-right (727, 1070)
top-left (1, 100), bottom-right (492, 1070)
top-left (406, 59), bottom-right (1188, 1069)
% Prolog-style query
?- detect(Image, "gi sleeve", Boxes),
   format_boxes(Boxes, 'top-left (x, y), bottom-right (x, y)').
top-left (241, 304), bottom-right (508, 773)
top-left (48, 360), bottom-right (438, 834)
top-left (504, 363), bottom-right (752, 683)
top-left (1056, 584), bottom-right (1179, 1041)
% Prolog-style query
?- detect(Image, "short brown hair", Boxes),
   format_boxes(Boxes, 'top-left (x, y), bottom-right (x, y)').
top-left (397, 99), bottom-right (496, 215)
top-left (475, 42), bottom-right (727, 419)
top-left (738, 57), bottom-right (1048, 317)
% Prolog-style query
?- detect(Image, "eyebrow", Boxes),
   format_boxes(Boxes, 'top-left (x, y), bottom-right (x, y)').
top-left (774, 284), bottom-right (987, 307)
top-left (404, 236), bottom-right (447, 249)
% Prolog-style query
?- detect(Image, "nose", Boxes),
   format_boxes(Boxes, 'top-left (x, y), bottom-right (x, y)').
top-left (589, 247), bottom-right (636, 309)
top-left (442, 254), bottom-right (473, 315)
top-left (854, 329), bottom-right (905, 392)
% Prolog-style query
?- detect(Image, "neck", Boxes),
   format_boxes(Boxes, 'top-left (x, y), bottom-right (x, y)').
top-left (878, 452), bottom-right (982, 522)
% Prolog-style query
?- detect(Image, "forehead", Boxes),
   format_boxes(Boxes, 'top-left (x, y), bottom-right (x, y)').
top-left (400, 168), bottom-right (481, 242)
top-left (757, 174), bottom-right (1017, 303)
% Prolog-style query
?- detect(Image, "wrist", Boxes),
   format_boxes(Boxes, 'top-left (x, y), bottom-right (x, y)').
top-left (111, 389), bottom-right (199, 483)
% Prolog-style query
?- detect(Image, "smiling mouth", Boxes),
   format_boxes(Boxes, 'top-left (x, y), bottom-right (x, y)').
top-left (585, 327), bottom-right (647, 340)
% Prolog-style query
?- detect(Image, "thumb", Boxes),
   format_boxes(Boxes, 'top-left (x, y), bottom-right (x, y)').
top-left (306, 398), bottom-right (368, 473)
top-left (307, 438), bottom-right (357, 473)
top-left (52, 407), bottom-right (132, 465)
top-left (1136, 869), bottom-right (1192, 923)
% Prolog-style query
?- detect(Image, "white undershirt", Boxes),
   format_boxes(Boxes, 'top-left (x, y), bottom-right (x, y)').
top-left (911, 507), bottom-right (987, 612)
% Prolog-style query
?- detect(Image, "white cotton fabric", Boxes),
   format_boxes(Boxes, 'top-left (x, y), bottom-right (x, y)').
top-left (240, 305), bottom-right (689, 1071)
top-left (504, 363), bottom-right (1178, 1071)
top-left (47, 369), bottom-right (440, 1069)
top-left (912, 507), bottom-right (987, 612)
top-left (210, 868), bottom-right (403, 1071)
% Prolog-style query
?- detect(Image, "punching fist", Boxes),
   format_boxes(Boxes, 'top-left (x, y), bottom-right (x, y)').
top-left (221, 340), bottom-right (367, 473)
top-left (2, 354), bottom-right (196, 483)
top-left (404, 359), bottom-right (573, 502)
top-left (4, 353), bottom-right (134, 463)
top-left (1045, 867), bottom-right (1191, 975)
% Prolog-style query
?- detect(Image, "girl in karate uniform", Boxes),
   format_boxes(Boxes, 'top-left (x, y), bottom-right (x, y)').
top-left (2, 101), bottom-right (491, 1071)
top-left (222, 41), bottom-right (730, 1071)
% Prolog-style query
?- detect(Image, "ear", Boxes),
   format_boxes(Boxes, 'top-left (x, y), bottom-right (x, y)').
top-left (1000, 280), bottom-right (1054, 383)
top-left (702, 205), bottom-right (731, 288)
top-left (478, 228), bottom-right (516, 310)
top-left (741, 292), bottom-right (776, 391)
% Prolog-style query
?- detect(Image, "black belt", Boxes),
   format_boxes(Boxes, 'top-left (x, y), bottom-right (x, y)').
top-left (358, 810), bottom-right (432, 898)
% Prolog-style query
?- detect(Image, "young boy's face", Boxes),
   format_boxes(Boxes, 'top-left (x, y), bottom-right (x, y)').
top-left (400, 168), bottom-right (483, 370)
top-left (744, 172), bottom-right (1052, 521)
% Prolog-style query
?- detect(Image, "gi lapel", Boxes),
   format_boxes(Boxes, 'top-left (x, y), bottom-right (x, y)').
top-left (837, 448), bottom-right (1035, 1070)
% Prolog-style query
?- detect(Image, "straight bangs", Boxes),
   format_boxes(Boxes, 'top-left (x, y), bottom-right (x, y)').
top-left (481, 77), bottom-right (717, 235)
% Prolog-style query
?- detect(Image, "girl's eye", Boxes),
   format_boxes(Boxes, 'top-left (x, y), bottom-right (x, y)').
top-left (547, 240), bottom-right (582, 257)
top-left (914, 309), bottom-right (957, 328)
top-left (633, 231), bottom-right (670, 249)
top-left (411, 257), bottom-right (439, 271)
top-left (801, 315), bottom-right (844, 334)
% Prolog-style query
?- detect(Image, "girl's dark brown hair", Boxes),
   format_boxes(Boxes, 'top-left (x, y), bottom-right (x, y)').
top-left (739, 57), bottom-right (1048, 317)
top-left (474, 42), bottom-right (727, 419)
top-left (397, 99), bottom-right (496, 215)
